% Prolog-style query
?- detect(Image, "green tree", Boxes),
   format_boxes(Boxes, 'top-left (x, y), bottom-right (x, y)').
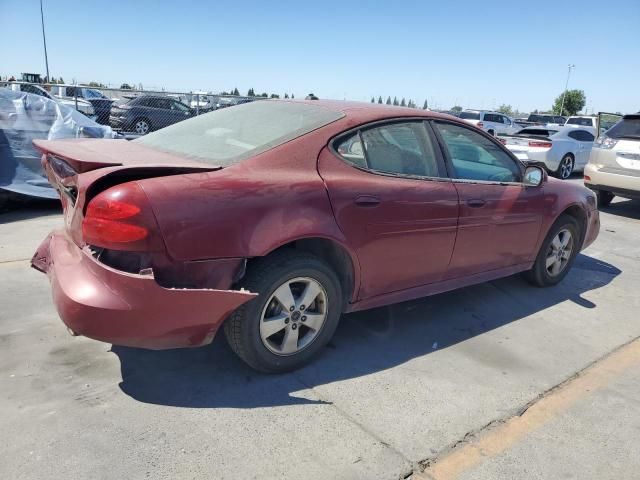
top-left (232, 87), bottom-right (240, 96)
top-left (247, 88), bottom-right (255, 96)
top-left (407, 99), bottom-right (415, 108)
top-left (400, 98), bottom-right (406, 107)
top-left (260, 92), bottom-right (268, 97)
top-left (451, 105), bottom-right (462, 113)
top-left (120, 83), bottom-right (132, 90)
top-left (393, 97), bottom-right (399, 106)
top-left (291, 93), bottom-right (294, 99)
top-left (58, 77), bottom-right (64, 84)
top-left (423, 99), bottom-right (429, 110)
top-left (552, 89), bottom-right (586, 116)
top-left (497, 104), bottom-right (514, 116)
top-left (270, 93), bottom-right (280, 98)
top-left (378, 96), bottom-right (383, 104)
top-left (386, 96), bottom-right (392, 105)
top-left (284, 93), bottom-right (289, 99)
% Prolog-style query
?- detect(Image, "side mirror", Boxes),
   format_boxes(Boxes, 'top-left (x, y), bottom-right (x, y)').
top-left (523, 165), bottom-right (545, 187)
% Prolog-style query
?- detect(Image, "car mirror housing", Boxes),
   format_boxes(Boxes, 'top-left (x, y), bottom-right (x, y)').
top-left (523, 165), bottom-right (545, 187)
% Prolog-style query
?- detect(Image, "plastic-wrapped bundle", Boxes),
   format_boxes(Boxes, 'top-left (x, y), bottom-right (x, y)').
top-left (0, 88), bottom-right (115, 199)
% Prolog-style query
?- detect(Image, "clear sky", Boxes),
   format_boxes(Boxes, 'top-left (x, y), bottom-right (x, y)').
top-left (1, 0), bottom-right (639, 113)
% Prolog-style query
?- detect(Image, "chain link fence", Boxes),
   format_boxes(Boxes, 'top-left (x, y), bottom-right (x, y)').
top-left (1, 81), bottom-right (260, 135)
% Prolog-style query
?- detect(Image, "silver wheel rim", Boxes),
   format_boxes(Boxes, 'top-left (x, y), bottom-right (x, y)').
top-left (559, 156), bottom-right (573, 179)
top-left (259, 276), bottom-right (328, 356)
top-left (545, 228), bottom-right (573, 276)
top-left (135, 120), bottom-right (149, 134)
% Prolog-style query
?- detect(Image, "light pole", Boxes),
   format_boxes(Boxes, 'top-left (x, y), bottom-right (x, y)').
top-left (40, 0), bottom-right (50, 82)
top-left (559, 64), bottom-right (575, 116)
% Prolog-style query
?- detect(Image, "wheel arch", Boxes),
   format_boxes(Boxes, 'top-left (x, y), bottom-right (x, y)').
top-left (245, 236), bottom-right (360, 308)
top-left (556, 203), bottom-right (588, 248)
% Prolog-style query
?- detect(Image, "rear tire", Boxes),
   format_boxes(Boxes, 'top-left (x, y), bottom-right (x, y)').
top-left (132, 117), bottom-right (151, 135)
top-left (555, 154), bottom-right (574, 180)
top-left (523, 214), bottom-right (581, 287)
top-left (224, 250), bottom-right (342, 373)
top-left (596, 190), bottom-right (614, 208)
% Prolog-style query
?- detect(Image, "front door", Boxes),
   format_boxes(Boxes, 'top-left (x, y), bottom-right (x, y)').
top-left (318, 120), bottom-right (459, 300)
top-left (431, 120), bottom-right (543, 278)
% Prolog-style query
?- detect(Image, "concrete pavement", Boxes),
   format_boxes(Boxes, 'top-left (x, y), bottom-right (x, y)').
top-left (1, 182), bottom-right (639, 479)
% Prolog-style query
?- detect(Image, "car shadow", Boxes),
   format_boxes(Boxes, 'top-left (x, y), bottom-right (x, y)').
top-left (0, 194), bottom-right (60, 220)
top-left (113, 253), bottom-right (620, 409)
top-left (600, 198), bottom-right (640, 220)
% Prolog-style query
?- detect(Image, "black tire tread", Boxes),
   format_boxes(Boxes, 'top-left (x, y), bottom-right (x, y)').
top-left (223, 250), bottom-right (341, 373)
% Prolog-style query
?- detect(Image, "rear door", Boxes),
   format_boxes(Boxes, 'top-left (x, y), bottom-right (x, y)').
top-left (431, 120), bottom-right (543, 278)
top-left (318, 120), bottom-right (459, 300)
top-left (567, 130), bottom-right (595, 168)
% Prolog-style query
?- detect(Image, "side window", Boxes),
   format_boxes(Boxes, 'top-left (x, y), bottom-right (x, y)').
top-left (434, 122), bottom-right (521, 183)
top-left (502, 116), bottom-right (511, 125)
top-left (171, 101), bottom-right (189, 112)
top-left (570, 130), bottom-right (594, 142)
top-left (336, 133), bottom-right (366, 168)
top-left (335, 122), bottom-right (440, 177)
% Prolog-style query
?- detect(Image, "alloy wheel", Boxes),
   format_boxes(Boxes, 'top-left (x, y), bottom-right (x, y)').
top-left (559, 156), bottom-right (573, 179)
top-left (259, 276), bottom-right (328, 356)
top-left (134, 120), bottom-right (150, 134)
top-left (545, 228), bottom-right (573, 276)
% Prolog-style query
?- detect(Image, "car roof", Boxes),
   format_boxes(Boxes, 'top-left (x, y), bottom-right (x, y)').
top-left (283, 99), bottom-right (458, 123)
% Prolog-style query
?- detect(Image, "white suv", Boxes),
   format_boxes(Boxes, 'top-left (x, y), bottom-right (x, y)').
top-left (565, 116), bottom-right (597, 128)
top-left (584, 114), bottom-right (640, 207)
top-left (459, 110), bottom-right (520, 136)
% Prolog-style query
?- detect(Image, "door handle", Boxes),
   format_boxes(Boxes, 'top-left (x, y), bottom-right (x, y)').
top-left (466, 199), bottom-right (486, 208)
top-left (354, 195), bottom-right (381, 207)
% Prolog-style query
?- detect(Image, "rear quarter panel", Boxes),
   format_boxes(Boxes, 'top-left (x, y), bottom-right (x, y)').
top-left (138, 133), bottom-right (354, 263)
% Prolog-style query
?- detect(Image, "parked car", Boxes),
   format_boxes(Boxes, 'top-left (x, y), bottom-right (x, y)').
top-left (459, 109), bottom-right (520, 136)
top-left (109, 95), bottom-right (194, 134)
top-left (50, 85), bottom-right (115, 125)
top-left (5, 83), bottom-right (96, 119)
top-left (584, 113), bottom-right (640, 206)
top-left (502, 126), bottom-right (596, 179)
top-left (214, 96), bottom-right (253, 109)
top-left (31, 100), bottom-right (599, 372)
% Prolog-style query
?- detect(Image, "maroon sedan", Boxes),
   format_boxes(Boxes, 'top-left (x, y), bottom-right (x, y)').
top-left (31, 100), bottom-right (599, 372)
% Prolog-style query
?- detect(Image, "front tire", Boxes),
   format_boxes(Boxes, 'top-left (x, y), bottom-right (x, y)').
top-left (524, 214), bottom-right (581, 287)
top-left (555, 154), bottom-right (574, 180)
top-left (133, 117), bottom-right (151, 135)
top-left (224, 251), bottom-right (342, 373)
top-left (596, 190), bottom-right (614, 208)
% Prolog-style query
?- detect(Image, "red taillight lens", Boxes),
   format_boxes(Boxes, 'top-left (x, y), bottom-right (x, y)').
top-left (82, 182), bottom-right (163, 251)
top-left (528, 141), bottom-right (553, 148)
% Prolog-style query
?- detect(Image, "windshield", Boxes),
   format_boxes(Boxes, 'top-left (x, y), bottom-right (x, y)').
top-left (459, 111), bottom-right (480, 120)
top-left (83, 89), bottom-right (105, 99)
top-left (135, 100), bottom-right (344, 165)
top-left (606, 116), bottom-right (640, 140)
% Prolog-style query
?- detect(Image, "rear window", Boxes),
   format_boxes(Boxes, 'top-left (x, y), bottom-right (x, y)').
top-left (606, 116), bottom-right (640, 140)
top-left (459, 111), bottom-right (481, 120)
top-left (566, 117), bottom-right (594, 126)
top-left (516, 129), bottom-right (558, 137)
top-left (135, 101), bottom-right (344, 166)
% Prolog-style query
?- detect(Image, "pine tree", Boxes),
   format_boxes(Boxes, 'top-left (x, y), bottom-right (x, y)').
top-left (423, 99), bottom-right (429, 110)
top-left (378, 96), bottom-right (383, 104)
top-left (371, 97), bottom-right (375, 103)
top-left (291, 93), bottom-right (294, 99)
top-left (247, 88), bottom-right (255, 96)
top-left (400, 98), bottom-right (406, 107)
top-left (284, 93), bottom-right (289, 99)
top-left (386, 96), bottom-right (392, 105)
top-left (393, 97), bottom-right (399, 106)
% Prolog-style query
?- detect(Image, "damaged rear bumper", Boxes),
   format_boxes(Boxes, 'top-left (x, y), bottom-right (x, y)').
top-left (31, 230), bottom-right (256, 349)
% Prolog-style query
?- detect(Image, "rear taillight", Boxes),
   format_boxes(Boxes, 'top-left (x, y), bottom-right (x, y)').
top-left (82, 182), bottom-right (164, 251)
top-left (528, 141), bottom-right (553, 148)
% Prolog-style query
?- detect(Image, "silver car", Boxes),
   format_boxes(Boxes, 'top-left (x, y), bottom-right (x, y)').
top-left (502, 126), bottom-right (596, 179)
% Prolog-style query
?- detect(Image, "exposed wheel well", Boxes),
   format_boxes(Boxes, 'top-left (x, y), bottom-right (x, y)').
top-left (560, 205), bottom-right (587, 246)
top-left (245, 238), bottom-right (355, 309)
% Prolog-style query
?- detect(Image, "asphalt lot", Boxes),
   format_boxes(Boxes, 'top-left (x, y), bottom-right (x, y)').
top-left (1, 178), bottom-right (639, 480)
